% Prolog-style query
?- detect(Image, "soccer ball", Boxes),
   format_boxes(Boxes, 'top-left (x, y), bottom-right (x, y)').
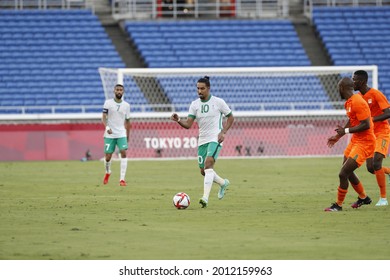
top-left (173, 192), bottom-right (190, 209)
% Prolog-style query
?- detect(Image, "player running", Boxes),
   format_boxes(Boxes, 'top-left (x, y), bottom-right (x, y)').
top-left (326, 77), bottom-right (374, 211)
top-left (171, 76), bottom-right (234, 208)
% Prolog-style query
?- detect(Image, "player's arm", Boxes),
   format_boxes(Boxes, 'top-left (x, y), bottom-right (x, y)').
top-left (124, 118), bottom-right (130, 142)
top-left (335, 117), bottom-right (370, 136)
top-left (102, 111), bottom-right (112, 134)
top-left (327, 120), bottom-right (350, 148)
top-left (170, 113), bottom-right (194, 129)
top-left (218, 113), bottom-right (234, 143)
top-left (373, 107), bottom-right (390, 122)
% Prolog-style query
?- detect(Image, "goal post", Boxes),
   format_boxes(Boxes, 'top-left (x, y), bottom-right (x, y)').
top-left (99, 65), bottom-right (378, 112)
top-left (98, 66), bottom-right (378, 159)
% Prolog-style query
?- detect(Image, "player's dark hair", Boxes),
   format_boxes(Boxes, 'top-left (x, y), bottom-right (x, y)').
top-left (197, 76), bottom-right (210, 88)
top-left (115, 84), bottom-right (124, 89)
top-left (354, 70), bottom-right (368, 82)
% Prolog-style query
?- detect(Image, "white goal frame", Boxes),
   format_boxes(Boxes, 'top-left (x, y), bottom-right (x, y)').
top-left (98, 65), bottom-right (378, 115)
top-left (100, 65), bottom-right (378, 90)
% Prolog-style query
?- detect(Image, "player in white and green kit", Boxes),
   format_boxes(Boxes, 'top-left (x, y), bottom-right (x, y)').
top-left (102, 84), bottom-right (131, 187)
top-left (171, 76), bottom-right (234, 208)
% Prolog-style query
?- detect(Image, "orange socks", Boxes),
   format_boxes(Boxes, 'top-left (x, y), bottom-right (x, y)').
top-left (337, 187), bottom-right (348, 206)
top-left (382, 166), bottom-right (390, 175)
top-left (351, 182), bottom-right (367, 199)
top-left (375, 168), bottom-right (387, 198)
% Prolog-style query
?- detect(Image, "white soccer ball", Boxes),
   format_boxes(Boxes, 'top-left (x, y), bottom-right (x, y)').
top-left (173, 192), bottom-right (190, 209)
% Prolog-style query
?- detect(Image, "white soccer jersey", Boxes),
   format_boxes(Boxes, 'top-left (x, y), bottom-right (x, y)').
top-left (188, 95), bottom-right (232, 146)
top-left (103, 99), bottom-right (131, 138)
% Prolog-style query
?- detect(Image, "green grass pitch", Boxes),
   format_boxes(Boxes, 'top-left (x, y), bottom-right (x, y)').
top-left (0, 157), bottom-right (389, 260)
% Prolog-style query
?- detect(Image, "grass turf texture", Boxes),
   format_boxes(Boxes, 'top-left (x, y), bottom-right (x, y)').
top-left (0, 158), bottom-right (389, 260)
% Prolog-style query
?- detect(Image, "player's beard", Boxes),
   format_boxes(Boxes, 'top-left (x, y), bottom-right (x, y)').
top-left (115, 93), bottom-right (123, 100)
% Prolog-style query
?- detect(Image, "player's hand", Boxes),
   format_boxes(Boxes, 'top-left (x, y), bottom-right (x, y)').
top-left (218, 131), bottom-right (225, 143)
top-left (327, 135), bottom-right (341, 148)
top-left (170, 113), bottom-right (180, 122)
top-left (335, 125), bottom-right (345, 136)
top-left (106, 126), bottom-right (112, 134)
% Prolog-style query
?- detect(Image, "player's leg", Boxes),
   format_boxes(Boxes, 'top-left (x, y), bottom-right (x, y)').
top-left (375, 132), bottom-right (390, 163)
top-left (365, 157), bottom-right (375, 174)
top-left (198, 144), bottom-right (210, 207)
top-left (373, 152), bottom-right (388, 206)
top-left (345, 142), bottom-right (371, 205)
top-left (349, 143), bottom-right (373, 208)
top-left (325, 158), bottom-right (360, 211)
top-left (325, 143), bottom-right (370, 211)
top-left (205, 143), bottom-right (230, 200)
top-left (382, 166), bottom-right (390, 176)
top-left (198, 143), bottom-right (229, 206)
top-left (117, 137), bottom-right (128, 186)
top-left (203, 143), bottom-right (229, 203)
top-left (372, 134), bottom-right (389, 206)
top-left (198, 145), bottom-right (226, 184)
top-left (348, 165), bottom-right (367, 200)
top-left (103, 138), bottom-right (116, 184)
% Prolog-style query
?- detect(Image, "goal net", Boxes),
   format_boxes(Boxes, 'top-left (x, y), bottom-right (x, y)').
top-left (98, 66), bottom-right (378, 159)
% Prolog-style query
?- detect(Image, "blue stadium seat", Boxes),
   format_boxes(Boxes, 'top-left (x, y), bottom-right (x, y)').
top-left (126, 20), bottom-right (310, 69)
top-left (313, 6), bottom-right (390, 98)
top-left (0, 9), bottom-right (131, 115)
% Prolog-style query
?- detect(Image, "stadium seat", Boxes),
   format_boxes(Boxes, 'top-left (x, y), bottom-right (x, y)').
top-left (0, 9), bottom-right (128, 115)
top-left (126, 19), bottom-right (310, 69)
top-left (127, 19), bottom-right (316, 111)
top-left (313, 6), bottom-right (390, 98)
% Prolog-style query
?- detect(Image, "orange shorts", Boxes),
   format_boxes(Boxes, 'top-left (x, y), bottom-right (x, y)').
top-left (374, 132), bottom-right (390, 157)
top-left (344, 140), bottom-right (375, 167)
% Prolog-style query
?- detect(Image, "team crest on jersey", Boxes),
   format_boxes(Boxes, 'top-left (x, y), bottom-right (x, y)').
top-left (368, 99), bottom-right (372, 104)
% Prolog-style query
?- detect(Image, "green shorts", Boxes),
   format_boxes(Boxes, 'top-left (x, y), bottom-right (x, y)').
top-left (197, 142), bottom-right (222, 168)
top-left (104, 137), bottom-right (128, 154)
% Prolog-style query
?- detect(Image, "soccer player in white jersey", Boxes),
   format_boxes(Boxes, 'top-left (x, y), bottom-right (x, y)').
top-left (171, 76), bottom-right (234, 208)
top-left (102, 84), bottom-right (131, 186)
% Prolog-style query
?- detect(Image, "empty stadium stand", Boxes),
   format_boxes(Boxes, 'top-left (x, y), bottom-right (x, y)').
top-left (313, 6), bottom-right (390, 97)
top-left (125, 20), bottom-right (312, 68)
top-left (123, 19), bottom-right (334, 111)
top-left (0, 9), bottom-right (135, 114)
top-left (0, 10), bottom-right (340, 114)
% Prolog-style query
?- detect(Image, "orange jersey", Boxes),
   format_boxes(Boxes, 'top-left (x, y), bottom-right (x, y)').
top-left (345, 93), bottom-right (375, 144)
top-left (359, 88), bottom-right (390, 135)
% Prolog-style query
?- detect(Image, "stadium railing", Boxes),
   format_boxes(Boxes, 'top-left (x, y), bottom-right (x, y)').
top-left (0, 0), bottom-right (95, 11)
top-left (111, 0), bottom-right (289, 20)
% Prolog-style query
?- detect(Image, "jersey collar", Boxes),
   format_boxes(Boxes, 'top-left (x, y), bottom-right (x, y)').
top-left (201, 94), bottom-right (212, 103)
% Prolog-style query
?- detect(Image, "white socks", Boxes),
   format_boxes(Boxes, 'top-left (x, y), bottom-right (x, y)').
top-left (105, 160), bottom-right (111, 174)
top-left (203, 169), bottom-right (214, 200)
top-left (203, 168), bottom-right (226, 200)
top-left (105, 158), bottom-right (127, 181)
top-left (213, 171), bottom-right (225, 186)
top-left (203, 168), bottom-right (225, 200)
top-left (120, 158), bottom-right (128, 181)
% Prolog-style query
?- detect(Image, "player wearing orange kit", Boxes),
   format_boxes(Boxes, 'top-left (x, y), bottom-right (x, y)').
top-left (354, 70), bottom-right (390, 206)
top-left (326, 77), bottom-right (375, 211)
